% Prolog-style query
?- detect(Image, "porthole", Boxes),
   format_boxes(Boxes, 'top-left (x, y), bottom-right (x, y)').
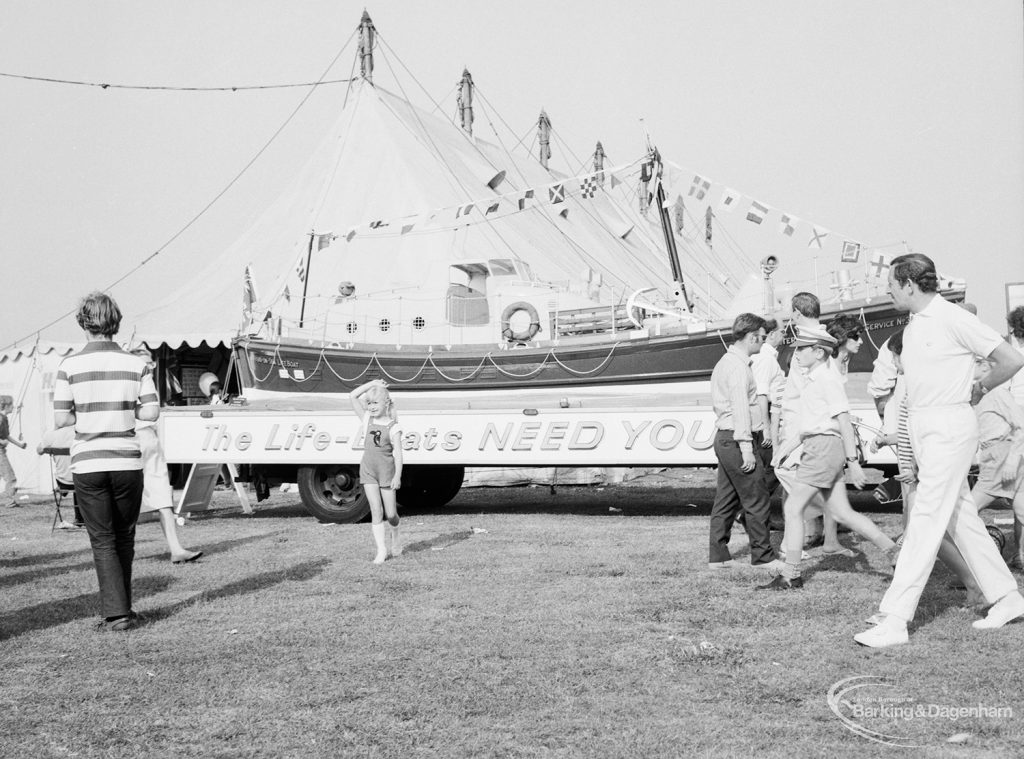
top-left (346, 322), bottom-right (358, 334)
top-left (412, 316), bottom-right (426, 331)
top-left (379, 318), bottom-right (391, 333)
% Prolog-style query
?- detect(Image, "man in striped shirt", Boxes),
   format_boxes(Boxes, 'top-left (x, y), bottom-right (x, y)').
top-left (54, 292), bottom-right (159, 632)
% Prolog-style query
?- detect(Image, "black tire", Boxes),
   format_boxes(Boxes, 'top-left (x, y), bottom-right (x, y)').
top-left (397, 465), bottom-right (465, 510)
top-left (296, 465), bottom-right (369, 523)
top-left (987, 525), bottom-right (1007, 553)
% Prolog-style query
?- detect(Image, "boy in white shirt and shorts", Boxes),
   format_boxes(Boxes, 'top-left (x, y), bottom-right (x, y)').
top-left (761, 326), bottom-right (899, 589)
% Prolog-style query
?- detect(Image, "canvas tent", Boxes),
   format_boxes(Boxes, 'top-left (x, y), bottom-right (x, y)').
top-left (119, 77), bottom-right (749, 351)
top-left (0, 342), bottom-right (77, 495)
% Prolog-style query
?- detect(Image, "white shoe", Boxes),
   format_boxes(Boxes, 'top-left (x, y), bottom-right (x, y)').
top-left (864, 613), bottom-right (885, 626)
top-left (972, 591), bottom-right (1024, 630)
top-left (854, 621), bottom-right (908, 648)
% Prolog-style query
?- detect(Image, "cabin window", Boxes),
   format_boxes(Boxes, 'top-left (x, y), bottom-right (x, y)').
top-left (488, 259), bottom-right (516, 277)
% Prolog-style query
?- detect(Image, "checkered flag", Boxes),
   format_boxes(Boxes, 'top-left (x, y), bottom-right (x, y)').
top-left (580, 175), bottom-right (599, 199)
top-left (841, 240), bottom-right (862, 263)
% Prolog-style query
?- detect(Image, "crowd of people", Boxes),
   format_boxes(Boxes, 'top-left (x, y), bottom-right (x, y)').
top-left (709, 253), bottom-right (1024, 648)
top-left (8, 262), bottom-right (1024, 646)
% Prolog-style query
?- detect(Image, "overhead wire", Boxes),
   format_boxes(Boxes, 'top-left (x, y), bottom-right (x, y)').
top-left (0, 71), bottom-right (354, 91)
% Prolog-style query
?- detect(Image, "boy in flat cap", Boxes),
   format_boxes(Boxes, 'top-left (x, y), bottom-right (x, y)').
top-left (761, 326), bottom-right (898, 589)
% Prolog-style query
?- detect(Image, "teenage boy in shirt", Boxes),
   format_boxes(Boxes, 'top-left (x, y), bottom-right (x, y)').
top-left (707, 313), bottom-right (778, 570)
top-left (775, 293), bottom-right (835, 548)
top-left (761, 326), bottom-right (899, 590)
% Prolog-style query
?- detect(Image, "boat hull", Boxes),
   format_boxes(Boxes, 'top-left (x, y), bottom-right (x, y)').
top-left (233, 291), bottom-right (963, 395)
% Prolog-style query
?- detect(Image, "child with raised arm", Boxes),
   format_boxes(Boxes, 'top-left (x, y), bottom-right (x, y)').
top-left (760, 326), bottom-right (898, 590)
top-left (0, 395), bottom-right (28, 508)
top-left (350, 380), bottom-right (403, 564)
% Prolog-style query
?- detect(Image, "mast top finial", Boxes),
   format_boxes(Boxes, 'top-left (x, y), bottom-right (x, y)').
top-left (358, 12), bottom-right (376, 83)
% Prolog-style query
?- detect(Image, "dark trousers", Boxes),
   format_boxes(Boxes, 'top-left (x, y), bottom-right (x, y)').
top-left (74, 469), bottom-right (144, 619)
top-left (709, 430), bottom-right (775, 564)
top-left (755, 435), bottom-right (780, 497)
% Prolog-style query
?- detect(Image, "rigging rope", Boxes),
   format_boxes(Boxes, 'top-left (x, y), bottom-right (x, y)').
top-left (0, 71), bottom-right (354, 91)
top-left (1, 30), bottom-right (359, 353)
top-left (471, 86), bottom-right (669, 298)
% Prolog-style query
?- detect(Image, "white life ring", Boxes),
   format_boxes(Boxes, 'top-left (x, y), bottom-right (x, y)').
top-left (500, 301), bottom-right (542, 342)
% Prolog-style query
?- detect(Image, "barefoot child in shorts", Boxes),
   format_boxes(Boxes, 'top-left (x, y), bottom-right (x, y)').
top-left (760, 326), bottom-right (898, 589)
top-left (350, 380), bottom-right (403, 564)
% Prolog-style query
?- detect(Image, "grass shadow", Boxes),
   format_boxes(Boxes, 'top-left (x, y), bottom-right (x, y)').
top-left (183, 501), bottom-right (311, 521)
top-left (403, 530), bottom-right (473, 554)
top-left (3, 532), bottom-right (287, 588)
top-left (134, 530), bottom-right (287, 565)
top-left (0, 559), bottom-right (98, 591)
top-left (0, 546), bottom-right (93, 571)
top-left (137, 558), bottom-right (331, 624)
top-left (0, 575), bottom-right (176, 641)
top-left (435, 485), bottom-right (899, 519)
top-left (807, 549), bottom-right (893, 580)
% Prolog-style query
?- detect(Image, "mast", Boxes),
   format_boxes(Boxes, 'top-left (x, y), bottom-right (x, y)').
top-left (649, 148), bottom-right (692, 311)
top-left (358, 11), bottom-right (375, 83)
top-left (537, 110), bottom-right (552, 169)
top-left (457, 68), bottom-right (474, 136)
top-left (298, 233), bottom-right (315, 328)
top-left (638, 161), bottom-right (650, 215)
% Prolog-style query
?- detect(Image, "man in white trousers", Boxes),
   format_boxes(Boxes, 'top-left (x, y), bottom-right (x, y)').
top-left (855, 253), bottom-right (1024, 648)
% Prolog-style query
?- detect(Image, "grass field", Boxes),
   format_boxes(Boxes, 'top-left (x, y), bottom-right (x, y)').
top-left (2, 476), bottom-right (1022, 758)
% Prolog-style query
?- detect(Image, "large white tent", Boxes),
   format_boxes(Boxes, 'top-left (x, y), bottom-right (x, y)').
top-left (121, 77), bottom-right (749, 350)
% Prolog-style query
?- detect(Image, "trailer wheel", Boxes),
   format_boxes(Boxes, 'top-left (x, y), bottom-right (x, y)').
top-left (297, 465), bottom-right (369, 523)
top-left (397, 465), bottom-right (465, 510)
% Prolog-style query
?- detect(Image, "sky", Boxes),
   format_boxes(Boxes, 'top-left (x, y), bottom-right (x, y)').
top-left (1, 0), bottom-right (1022, 349)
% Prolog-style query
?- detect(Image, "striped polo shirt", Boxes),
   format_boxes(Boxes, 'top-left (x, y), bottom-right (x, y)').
top-left (53, 341), bottom-right (159, 474)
